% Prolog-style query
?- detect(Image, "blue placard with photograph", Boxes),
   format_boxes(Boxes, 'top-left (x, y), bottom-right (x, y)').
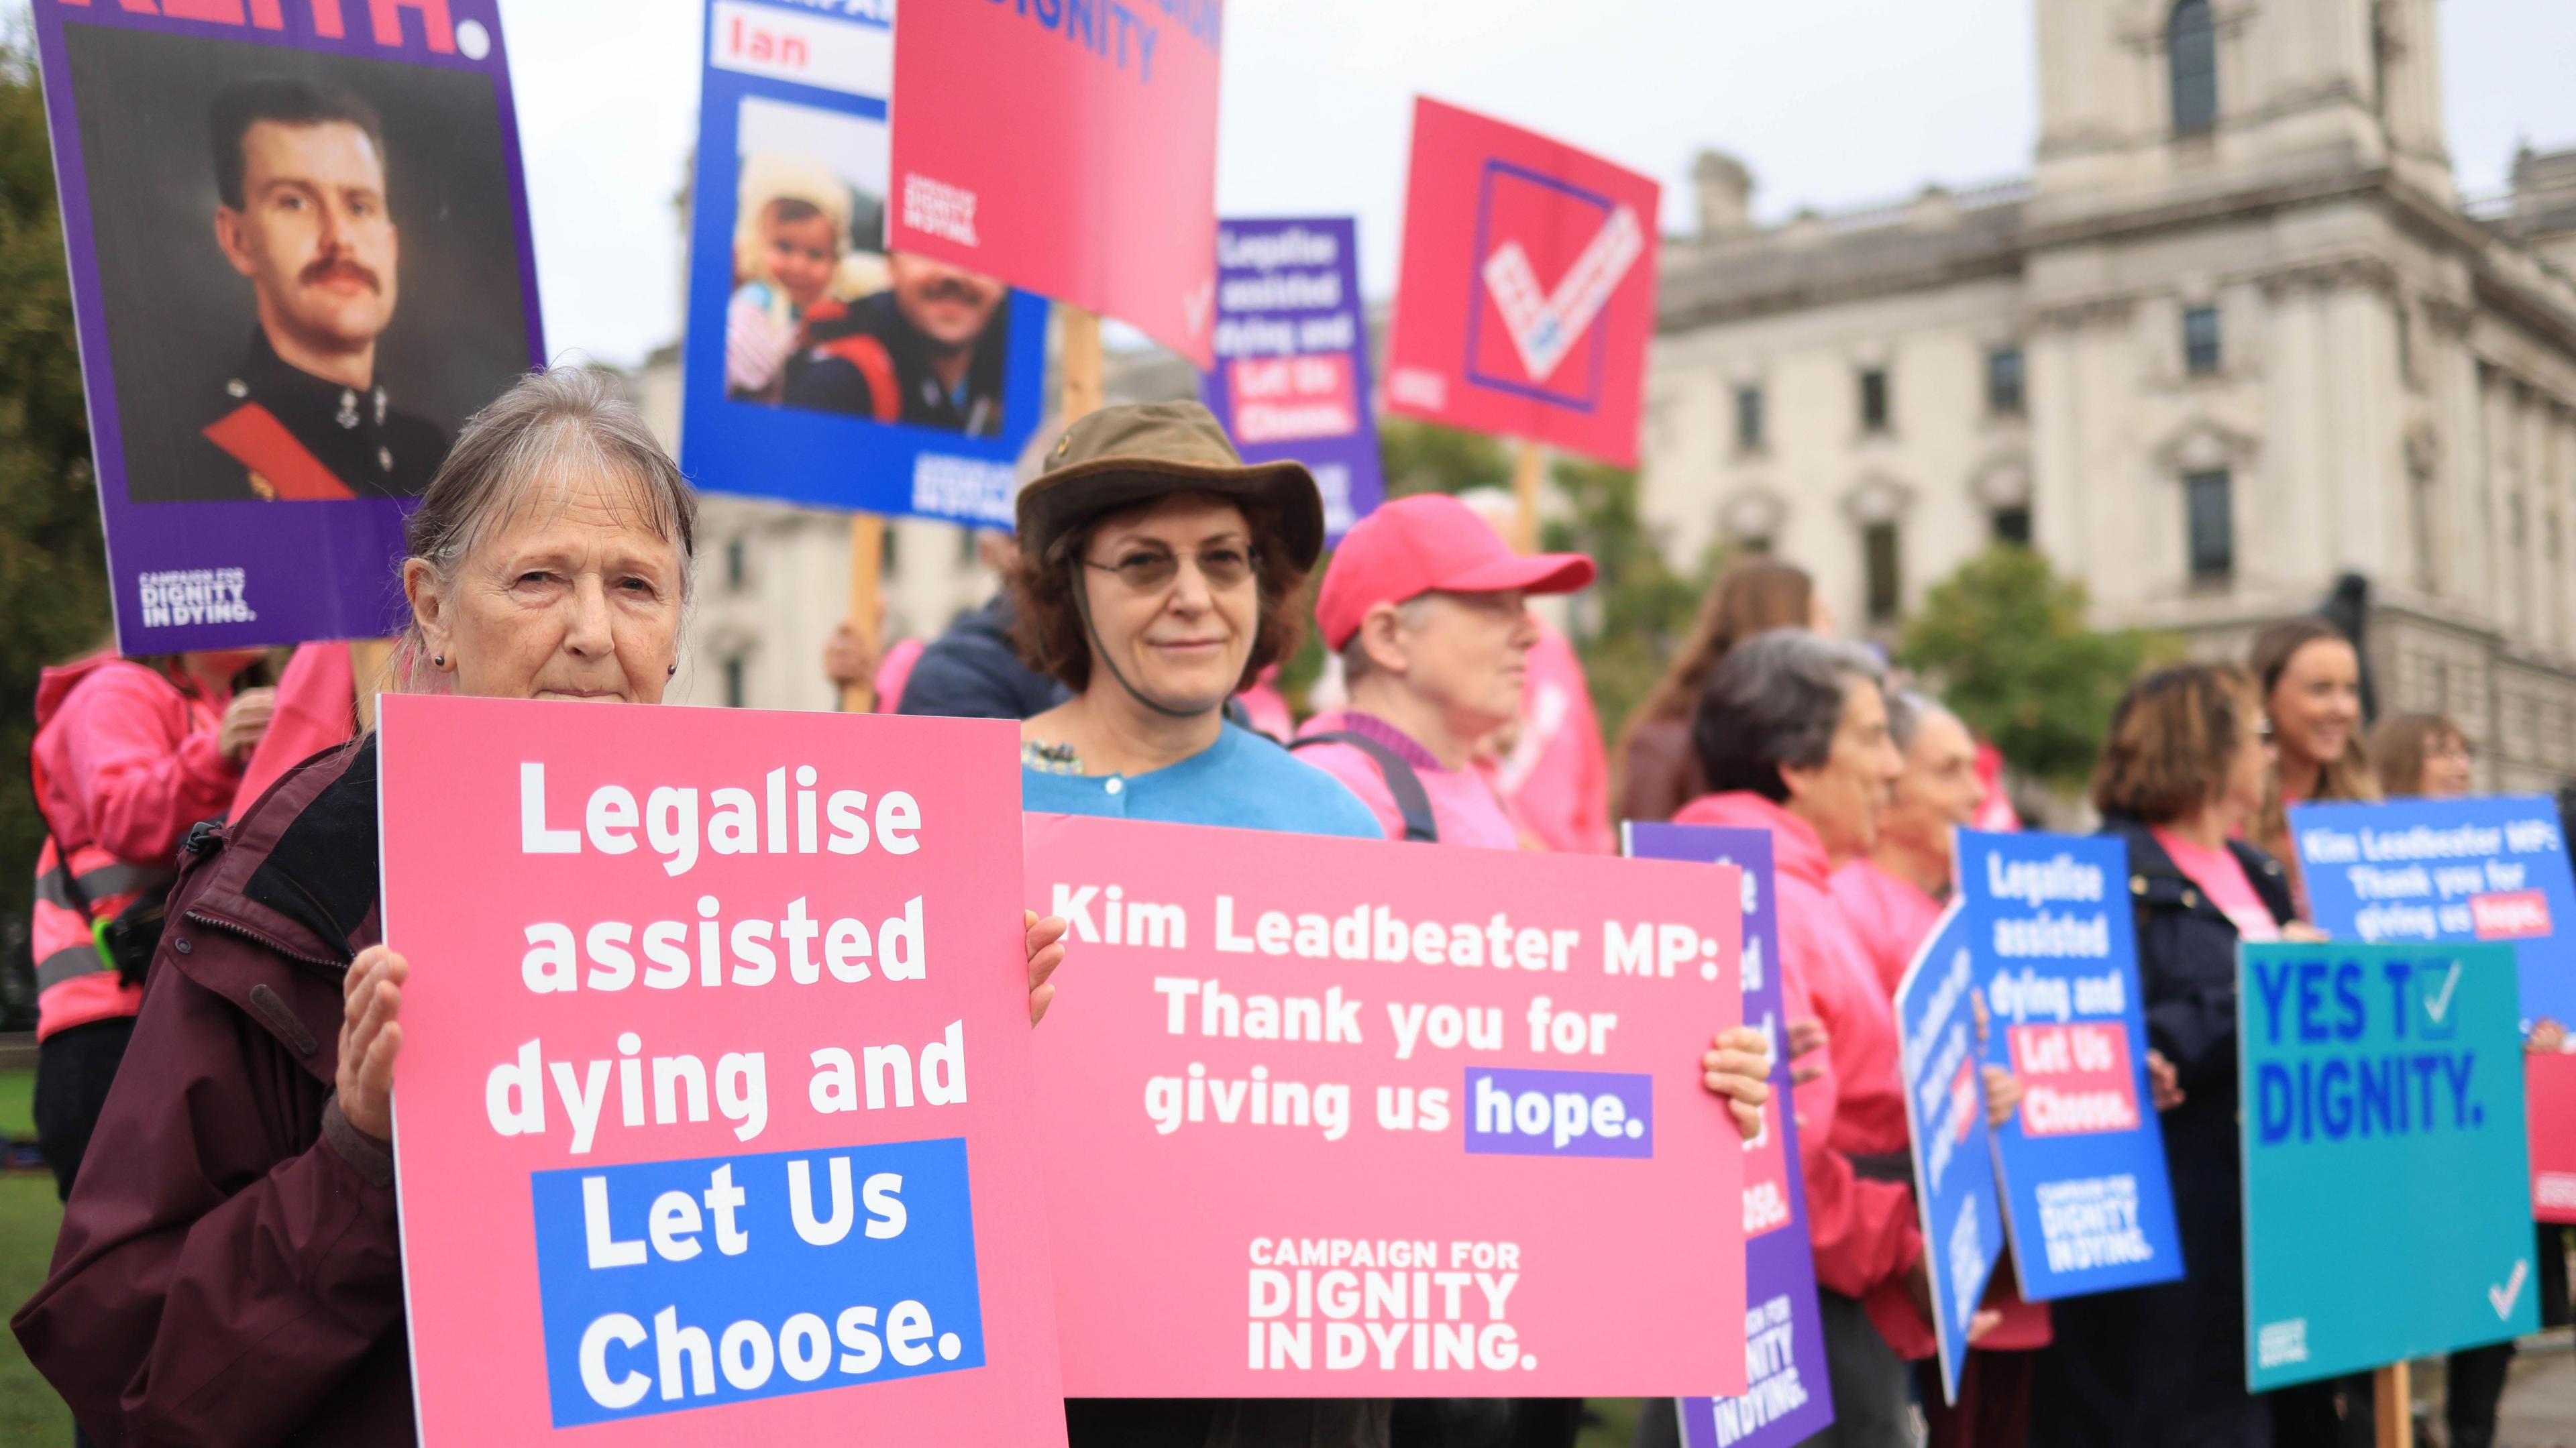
top-left (682, 0), bottom-right (1049, 523)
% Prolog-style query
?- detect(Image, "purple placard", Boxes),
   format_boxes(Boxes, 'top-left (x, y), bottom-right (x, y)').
top-left (1625, 823), bottom-right (1835, 1448)
top-left (1201, 217), bottom-right (1383, 541)
top-left (32, 0), bottom-right (543, 652)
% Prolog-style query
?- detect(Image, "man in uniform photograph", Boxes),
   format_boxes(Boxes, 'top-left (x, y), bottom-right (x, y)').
top-left (785, 251), bottom-right (1011, 436)
top-left (199, 78), bottom-right (448, 502)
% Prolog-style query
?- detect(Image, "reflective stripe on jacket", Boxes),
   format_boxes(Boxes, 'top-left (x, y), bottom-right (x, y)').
top-left (28, 657), bottom-right (237, 1039)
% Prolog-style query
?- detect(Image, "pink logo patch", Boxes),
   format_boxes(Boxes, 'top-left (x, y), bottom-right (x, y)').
top-left (2471, 890), bottom-right (2553, 940)
top-left (2009, 1023), bottom-right (2141, 1137)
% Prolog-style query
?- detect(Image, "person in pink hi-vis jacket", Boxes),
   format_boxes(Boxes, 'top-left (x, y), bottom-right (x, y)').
top-left (28, 650), bottom-right (274, 1201)
top-left (1831, 691), bottom-right (2049, 1447)
top-left (1672, 631), bottom-right (2010, 1448)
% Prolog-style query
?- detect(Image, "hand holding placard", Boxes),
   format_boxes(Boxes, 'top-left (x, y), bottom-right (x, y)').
top-left (381, 697), bottom-right (1061, 1443)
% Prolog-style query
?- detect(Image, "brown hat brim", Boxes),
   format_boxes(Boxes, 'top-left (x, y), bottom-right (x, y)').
top-left (1017, 455), bottom-right (1326, 574)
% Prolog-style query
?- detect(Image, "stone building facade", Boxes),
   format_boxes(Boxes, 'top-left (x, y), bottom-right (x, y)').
top-left (1642, 0), bottom-right (2576, 791)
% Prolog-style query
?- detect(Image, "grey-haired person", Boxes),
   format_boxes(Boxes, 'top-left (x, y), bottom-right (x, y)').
top-left (13, 368), bottom-right (1069, 1445)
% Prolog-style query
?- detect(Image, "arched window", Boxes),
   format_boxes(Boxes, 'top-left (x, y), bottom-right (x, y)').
top-left (2169, 0), bottom-right (2218, 135)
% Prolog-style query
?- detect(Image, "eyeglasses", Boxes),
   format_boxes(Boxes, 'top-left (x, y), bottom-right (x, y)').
top-left (1081, 544), bottom-right (1260, 594)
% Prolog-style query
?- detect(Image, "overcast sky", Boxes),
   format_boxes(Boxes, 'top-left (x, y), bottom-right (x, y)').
top-left (24, 1), bottom-right (2574, 367)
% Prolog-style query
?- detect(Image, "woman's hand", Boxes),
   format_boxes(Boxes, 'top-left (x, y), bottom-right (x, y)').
top-left (218, 687), bottom-right (278, 765)
top-left (2529, 1018), bottom-right (2567, 1054)
top-left (2282, 921), bottom-right (2330, 944)
top-left (1785, 1016), bottom-right (1831, 1085)
top-left (1701, 1025), bottom-right (1771, 1140)
top-left (337, 945), bottom-right (408, 1140)
top-left (1026, 911), bottom-right (1067, 1025)
top-left (2146, 1048), bottom-right (2184, 1112)
top-left (1982, 1064), bottom-right (2025, 1128)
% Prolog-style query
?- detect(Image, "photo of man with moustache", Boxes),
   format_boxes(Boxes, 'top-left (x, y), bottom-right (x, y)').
top-left (193, 78), bottom-right (449, 502)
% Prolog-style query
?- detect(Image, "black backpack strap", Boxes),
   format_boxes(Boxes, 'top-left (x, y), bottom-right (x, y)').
top-left (1289, 731), bottom-right (1440, 844)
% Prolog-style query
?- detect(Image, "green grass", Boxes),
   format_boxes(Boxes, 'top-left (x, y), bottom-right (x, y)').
top-left (0, 1066), bottom-right (30, 1145)
top-left (0, 1170), bottom-right (69, 1446)
top-left (1580, 1398), bottom-right (1644, 1447)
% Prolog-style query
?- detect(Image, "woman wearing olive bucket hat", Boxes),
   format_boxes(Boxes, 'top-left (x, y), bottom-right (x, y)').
top-left (1012, 402), bottom-right (1389, 1445)
top-left (1013, 404), bottom-right (1776, 1448)
top-left (1010, 400), bottom-right (1381, 842)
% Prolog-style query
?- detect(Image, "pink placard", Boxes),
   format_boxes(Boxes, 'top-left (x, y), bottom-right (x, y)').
top-left (888, 0), bottom-right (1221, 366)
top-left (379, 695), bottom-right (1063, 1443)
top-left (2533, 1052), bottom-right (2576, 1225)
top-left (1382, 97), bottom-right (1661, 466)
top-left (1022, 814), bottom-right (1747, 1397)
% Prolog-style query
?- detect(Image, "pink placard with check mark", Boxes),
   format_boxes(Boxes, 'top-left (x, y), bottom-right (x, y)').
top-left (1384, 97), bottom-right (1660, 465)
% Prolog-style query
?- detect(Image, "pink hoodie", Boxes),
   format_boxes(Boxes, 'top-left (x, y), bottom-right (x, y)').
top-left (1831, 858), bottom-right (1946, 999)
top-left (1489, 621), bottom-right (1613, 854)
top-left (1671, 791), bottom-right (1928, 1357)
top-left (1831, 857), bottom-right (2054, 1352)
top-left (29, 657), bottom-right (238, 1039)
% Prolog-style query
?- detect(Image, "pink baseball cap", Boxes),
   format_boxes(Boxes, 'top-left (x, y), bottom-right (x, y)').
top-left (1315, 493), bottom-right (1597, 650)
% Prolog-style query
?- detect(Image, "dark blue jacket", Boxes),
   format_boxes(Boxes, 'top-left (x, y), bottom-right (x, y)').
top-left (895, 595), bottom-right (1069, 722)
top-left (2031, 814), bottom-right (2296, 1448)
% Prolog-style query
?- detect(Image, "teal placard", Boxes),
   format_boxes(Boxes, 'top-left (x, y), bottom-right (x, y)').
top-left (2239, 942), bottom-right (2537, 1391)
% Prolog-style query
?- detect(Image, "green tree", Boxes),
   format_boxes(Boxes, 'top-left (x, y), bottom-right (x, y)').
top-left (1538, 456), bottom-right (1712, 747)
top-left (1377, 416), bottom-right (1509, 501)
top-left (0, 37), bottom-right (111, 933)
top-left (1901, 545), bottom-right (2178, 793)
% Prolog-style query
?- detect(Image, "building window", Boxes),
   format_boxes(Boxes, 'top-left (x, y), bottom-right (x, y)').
top-left (1863, 521), bottom-right (1902, 622)
top-left (1735, 385), bottom-right (1765, 451)
top-left (722, 655), bottom-right (747, 709)
top-left (2185, 469), bottom-right (2233, 582)
top-left (1858, 368), bottom-right (1891, 433)
top-left (881, 525), bottom-right (901, 577)
top-left (1986, 347), bottom-right (2025, 416)
top-left (2182, 305), bottom-right (2222, 376)
top-left (1737, 535), bottom-right (1774, 556)
top-left (2169, 0), bottom-right (2218, 135)
top-left (2394, 300), bottom-right (2414, 385)
top-left (724, 536), bottom-right (747, 593)
top-left (958, 525), bottom-right (981, 567)
top-left (1992, 506), bottom-right (2033, 545)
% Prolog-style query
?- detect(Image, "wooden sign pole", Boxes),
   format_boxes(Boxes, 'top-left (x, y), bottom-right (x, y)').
top-left (2373, 1362), bottom-right (2411, 1448)
top-left (1509, 439), bottom-right (1546, 554)
top-left (838, 513), bottom-right (885, 712)
top-left (1060, 302), bottom-right (1104, 424)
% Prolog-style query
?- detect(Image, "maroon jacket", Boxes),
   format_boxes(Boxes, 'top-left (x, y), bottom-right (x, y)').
top-left (12, 738), bottom-right (411, 1446)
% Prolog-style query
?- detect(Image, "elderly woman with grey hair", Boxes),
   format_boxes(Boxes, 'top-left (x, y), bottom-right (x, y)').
top-left (14, 368), bottom-right (1069, 1446)
top-left (1649, 630), bottom-right (1935, 1448)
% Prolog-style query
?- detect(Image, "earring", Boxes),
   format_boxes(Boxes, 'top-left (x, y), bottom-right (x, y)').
top-left (667, 663), bottom-right (678, 677)
top-left (432, 653), bottom-right (445, 668)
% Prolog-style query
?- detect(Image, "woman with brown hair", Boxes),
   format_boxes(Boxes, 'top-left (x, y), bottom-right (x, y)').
top-left (2245, 618), bottom-right (2377, 893)
top-left (2030, 663), bottom-right (2306, 1448)
top-left (2369, 712), bottom-right (2475, 799)
top-left (1613, 557), bottom-right (1821, 824)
